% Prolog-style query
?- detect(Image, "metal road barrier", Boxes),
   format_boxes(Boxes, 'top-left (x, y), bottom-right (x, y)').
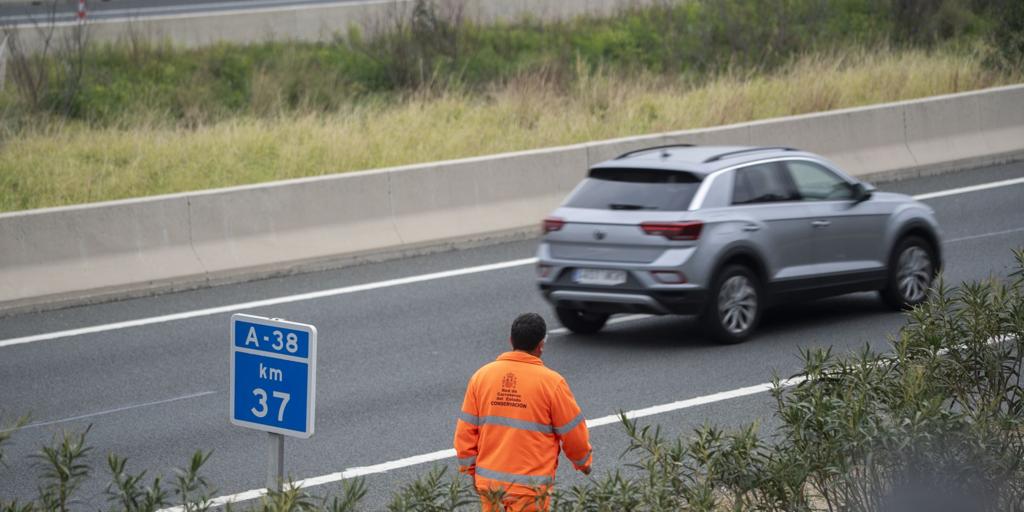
top-left (1, 0), bottom-right (665, 53)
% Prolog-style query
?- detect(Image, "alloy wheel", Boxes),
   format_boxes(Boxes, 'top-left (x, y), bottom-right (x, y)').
top-left (897, 246), bottom-right (932, 303)
top-left (718, 275), bottom-right (757, 334)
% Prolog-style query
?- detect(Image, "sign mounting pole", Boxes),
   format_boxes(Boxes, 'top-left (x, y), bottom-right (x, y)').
top-left (267, 432), bottom-right (284, 492)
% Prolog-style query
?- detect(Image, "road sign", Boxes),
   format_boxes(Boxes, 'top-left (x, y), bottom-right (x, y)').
top-left (230, 314), bottom-right (317, 438)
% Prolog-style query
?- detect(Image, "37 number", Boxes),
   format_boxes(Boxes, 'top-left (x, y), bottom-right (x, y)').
top-left (271, 331), bottom-right (300, 353)
top-left (251, 388), bottom-right (291, 422)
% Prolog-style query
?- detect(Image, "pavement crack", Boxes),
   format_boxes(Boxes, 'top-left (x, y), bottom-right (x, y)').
top-left (386, 172), bottom-right (406, 245)
top-left (185, 196), bottom-right (211, 284)
top-left (902, 107), bottom-right (920, 166)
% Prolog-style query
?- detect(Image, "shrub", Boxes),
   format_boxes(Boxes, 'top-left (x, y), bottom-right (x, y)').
top-left (1, 0), bottom-right (1015, 131)
top-left (548, 249), bottom-right (1024, 511)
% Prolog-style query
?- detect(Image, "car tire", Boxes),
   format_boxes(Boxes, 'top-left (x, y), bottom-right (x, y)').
top-left (702, 265), bottom-right (761, 344)
top-left (555, 308), bottom-right (610, 334)
top-left (880, 235), bottom-right (936, 310)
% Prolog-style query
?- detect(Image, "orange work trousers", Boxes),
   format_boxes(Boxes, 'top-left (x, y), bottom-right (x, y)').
top-left (479, 493), bottom-right (550, 512)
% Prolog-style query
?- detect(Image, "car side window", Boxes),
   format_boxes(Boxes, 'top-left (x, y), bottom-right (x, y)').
top-left (732, 162), bottom-right (798, 205)
top-left (786, 160), bottom-right (855, 201)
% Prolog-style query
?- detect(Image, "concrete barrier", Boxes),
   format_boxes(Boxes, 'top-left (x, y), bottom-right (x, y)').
top-left (746, 104), bottom-right (918, 177)
top-left (388, 145), bottom-right (589, 246)
top-left (0, 196), bottom-right (204, 311)
top-left (1, 84), bottom-right (1022, 315)
top-left (187, 170), bottom-right (401, 280)
top-left (979, 85), bottom-right (1024, 157)
top-left (584, 124), bottom-right (752, 168)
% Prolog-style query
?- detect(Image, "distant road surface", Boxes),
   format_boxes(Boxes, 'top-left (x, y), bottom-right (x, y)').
top-left (0, 0), bottom-right (370, 25)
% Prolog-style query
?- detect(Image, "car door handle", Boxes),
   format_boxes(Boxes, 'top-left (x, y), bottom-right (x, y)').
top-left (742, 224), bottom-right (761, 232)
top-left (811, 220), bottom-right (831, 228)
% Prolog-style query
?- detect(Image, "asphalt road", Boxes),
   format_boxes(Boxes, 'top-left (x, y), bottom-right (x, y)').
top-left (1, 162), bottom-right (1023, 510)
top-left (0, 0), bottom-right (367, 24)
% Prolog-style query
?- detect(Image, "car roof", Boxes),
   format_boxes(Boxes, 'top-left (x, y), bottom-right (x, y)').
top-left (590, 145), bottom-right (820, 175)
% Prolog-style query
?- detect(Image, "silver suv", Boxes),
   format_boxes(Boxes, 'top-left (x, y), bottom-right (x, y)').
top-left (536, 145), bottom-right (942, 343)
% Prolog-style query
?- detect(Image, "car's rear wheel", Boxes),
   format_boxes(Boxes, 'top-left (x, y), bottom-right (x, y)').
top-left (555, 308), bottom-right (610, 334)
top-left (880, 235), bottom-right (935, 310)
top-left (702, 265), bottom-right (761, 344)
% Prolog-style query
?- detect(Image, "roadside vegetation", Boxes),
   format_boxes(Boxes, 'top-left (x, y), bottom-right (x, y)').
top-left (3, 251), bottom-right (1023, 510)
top-left (0, 0), bottom-right (1022, 211)
top-left (0, 0), bottom-right (1019, 214)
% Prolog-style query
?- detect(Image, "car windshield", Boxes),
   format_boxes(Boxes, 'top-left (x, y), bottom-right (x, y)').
top-left (565, 168), bottom-right (702, 211)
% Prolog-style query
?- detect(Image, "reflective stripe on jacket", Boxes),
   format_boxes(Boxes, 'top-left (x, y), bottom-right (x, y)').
top-left (454, 351), bottom-right (592, 496)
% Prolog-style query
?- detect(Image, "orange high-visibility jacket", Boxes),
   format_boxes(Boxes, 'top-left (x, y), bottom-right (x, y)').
top-left (454, 351), bottom-right (593, 496)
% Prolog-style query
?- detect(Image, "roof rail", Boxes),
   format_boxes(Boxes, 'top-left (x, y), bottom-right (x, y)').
top-left (615, 144), bottom-right (694, 160)
top-left (702, 146), bottom-right (797, 163)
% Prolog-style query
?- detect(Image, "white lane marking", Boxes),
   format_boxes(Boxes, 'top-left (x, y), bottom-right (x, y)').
top-left (5, 175), bottom-right (1024, 350)
top-left (548, 314), bottom-right (650, 335)
top-left (18, 391), bottom-right (217, 430)
top-left (913, 176), bottom-right (1024, 201)
top-left (159, 377), bottom-right (805, 511)
top-left (0, 258), bottom-right (537, 349)
top-left (945, 226), bottom-right (1024, 244)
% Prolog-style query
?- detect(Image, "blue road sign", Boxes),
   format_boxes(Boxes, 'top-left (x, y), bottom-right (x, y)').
top-left (230, 314), bottom-right (317, 438)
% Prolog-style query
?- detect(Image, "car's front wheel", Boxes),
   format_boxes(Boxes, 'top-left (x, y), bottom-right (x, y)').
top-left (880, 235), bottom-right (936, 310)
top-left (555, 308), bottom-right (610, 334)
top-left (702, 265), bottom-right (761, 344)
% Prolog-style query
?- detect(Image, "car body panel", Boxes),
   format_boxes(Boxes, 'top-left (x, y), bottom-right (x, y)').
top-left (537, 146), bottom-right (943, 320)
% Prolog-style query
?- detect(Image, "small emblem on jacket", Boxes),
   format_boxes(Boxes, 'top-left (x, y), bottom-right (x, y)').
top-left (502, 373), bottom-right (517, 389)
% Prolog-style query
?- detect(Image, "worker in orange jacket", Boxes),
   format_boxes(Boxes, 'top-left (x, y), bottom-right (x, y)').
top-left (454, 313), bottom-right (593, 512)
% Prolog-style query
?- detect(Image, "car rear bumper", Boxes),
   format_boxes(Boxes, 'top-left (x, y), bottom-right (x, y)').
top-left (539, 284), bottom-right (709, 315)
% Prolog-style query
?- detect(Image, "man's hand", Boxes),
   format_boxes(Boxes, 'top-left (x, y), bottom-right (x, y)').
top-left (580, 465), bottom-right (591, 476)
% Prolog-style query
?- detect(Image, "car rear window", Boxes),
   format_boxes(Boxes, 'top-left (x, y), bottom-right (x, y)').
top-left (565, 168), bottom-right (702, 211)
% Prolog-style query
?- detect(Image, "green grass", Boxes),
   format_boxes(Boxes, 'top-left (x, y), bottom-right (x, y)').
top-left (0, 0), bottom-right (1021, 212)
top-left (0, 47), bottom-right (1016, 212)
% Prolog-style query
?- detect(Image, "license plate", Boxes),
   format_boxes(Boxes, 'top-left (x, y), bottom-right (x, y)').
top-left (573, 268), bottom-right (627, 286)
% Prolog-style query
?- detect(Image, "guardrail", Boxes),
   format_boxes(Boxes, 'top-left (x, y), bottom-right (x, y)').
top-left (3, 0), bottom-right (663, 52)
top-left (1, 84), bottom-right (1022, 315)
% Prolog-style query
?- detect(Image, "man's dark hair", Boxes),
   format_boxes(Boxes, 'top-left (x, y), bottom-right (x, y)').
top-left (511, 313), bottom-right (547, 351)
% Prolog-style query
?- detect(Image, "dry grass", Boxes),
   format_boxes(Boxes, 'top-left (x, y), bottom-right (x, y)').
top-left (0, 47), bottom-right (1017, 212)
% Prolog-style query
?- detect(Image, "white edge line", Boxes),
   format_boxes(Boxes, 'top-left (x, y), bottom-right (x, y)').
top-left (159, 378), bottom-right (805, 512)
top-left (912, 177), bottom-right (1024, 201)
top-left (0, 258), bottom-right (537, 348)
top-left (7, 174), bottom-right (1024, 349)
top-left (163, 336), bottom-right (1017, 510)
top-left (945, 226), bottom-right (1024, 244)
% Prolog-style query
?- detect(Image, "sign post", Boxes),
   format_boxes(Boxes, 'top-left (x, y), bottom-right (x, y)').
top-left (230, 314), bottom-right (317, 492)
top-left (268, 433), bottom-right (284, 492)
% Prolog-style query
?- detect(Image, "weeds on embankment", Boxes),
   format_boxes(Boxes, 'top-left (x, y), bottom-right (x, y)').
top-left (0, 0), bottom-right (1022, 211)
top-left (4, 250), bottom-right (1024, 511)
top-left (0, 47), bottom-right (1016, 212)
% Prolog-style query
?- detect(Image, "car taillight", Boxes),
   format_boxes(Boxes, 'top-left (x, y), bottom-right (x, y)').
top-left (542, 217), bottom-right (565, 234)
top-left (640, 221), bottom-right (703, 241)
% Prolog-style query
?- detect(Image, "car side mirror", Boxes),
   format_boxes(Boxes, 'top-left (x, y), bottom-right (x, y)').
top-left (852, 182), bottom-right (874, 203)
